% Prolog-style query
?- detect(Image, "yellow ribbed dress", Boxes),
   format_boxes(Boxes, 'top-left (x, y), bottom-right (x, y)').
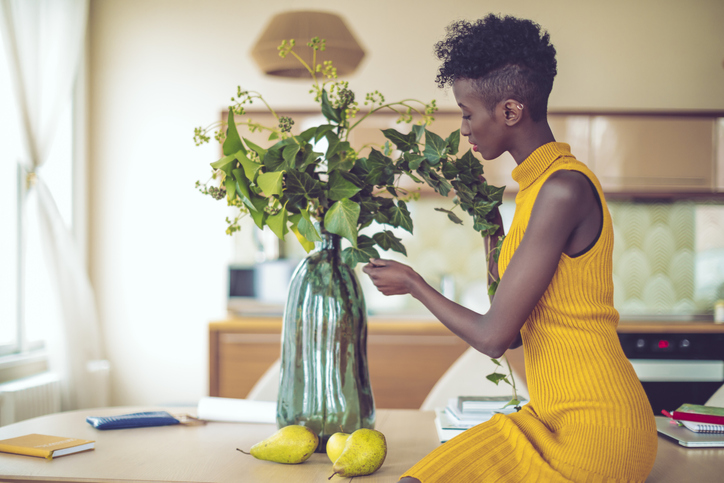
top-left (402, 143), bottom-right (658, 482)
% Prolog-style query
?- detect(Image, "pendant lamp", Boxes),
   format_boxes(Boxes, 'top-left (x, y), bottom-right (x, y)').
top-left (251, 11), bottom-right (365, 78)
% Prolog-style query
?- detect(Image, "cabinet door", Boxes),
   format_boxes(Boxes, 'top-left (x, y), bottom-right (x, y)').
top-left (210, 325), bottom-right (281, 399)
top-left (366, 323), bottom-right (470, 409)
top-left (589, 116), bottom-right (716, 192)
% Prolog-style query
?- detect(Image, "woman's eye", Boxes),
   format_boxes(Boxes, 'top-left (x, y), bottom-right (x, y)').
top-left (462, 115), bottom-right (471, 120)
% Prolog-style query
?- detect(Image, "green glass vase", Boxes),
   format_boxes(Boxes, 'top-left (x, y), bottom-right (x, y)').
top-left (277, 230), bottom-right (375, 452)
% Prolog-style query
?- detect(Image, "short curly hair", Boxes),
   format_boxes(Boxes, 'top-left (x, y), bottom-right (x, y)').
top-left (435, 14), bottom-right (557, 122)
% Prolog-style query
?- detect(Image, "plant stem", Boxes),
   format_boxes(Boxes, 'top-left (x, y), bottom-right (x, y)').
top-left (502, 355), bottom-right (518, 402)
top-left (347, 100), bottom-right (431, 133)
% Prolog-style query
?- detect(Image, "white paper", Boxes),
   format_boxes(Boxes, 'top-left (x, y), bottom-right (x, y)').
top-left (197, 397), bottom-right (277, 424)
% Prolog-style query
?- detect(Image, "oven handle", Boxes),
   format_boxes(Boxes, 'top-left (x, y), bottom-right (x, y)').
top-left (628, 359), bottom-right (724, 382)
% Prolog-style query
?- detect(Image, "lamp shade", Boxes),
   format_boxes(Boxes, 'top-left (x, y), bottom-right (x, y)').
top-left (251, 11), bottom-right (365, 78)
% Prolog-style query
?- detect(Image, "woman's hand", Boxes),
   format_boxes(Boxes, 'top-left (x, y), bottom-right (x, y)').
top-left (362, 258), bottom-right (422, 296)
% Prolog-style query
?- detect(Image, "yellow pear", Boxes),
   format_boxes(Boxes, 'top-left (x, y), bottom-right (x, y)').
top-left (326, 432), bottom-right (350, 462)
top-left (237, 425), bottom-right (319, 464)
top-left (328, 428), bottom-right (387, 479)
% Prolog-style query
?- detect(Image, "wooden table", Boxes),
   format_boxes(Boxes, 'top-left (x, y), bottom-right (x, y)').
top-left (1, 406), bottom-right (723, 482)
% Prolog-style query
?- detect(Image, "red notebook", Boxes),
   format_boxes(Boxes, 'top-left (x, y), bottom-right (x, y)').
top-left (671, 404), bottom-right (724, 425)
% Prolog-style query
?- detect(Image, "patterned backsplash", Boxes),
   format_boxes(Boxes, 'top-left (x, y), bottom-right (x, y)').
top-left (356, 198), bottom-right (724, 318)
top-left (233, 197), bottom-right (724, 319)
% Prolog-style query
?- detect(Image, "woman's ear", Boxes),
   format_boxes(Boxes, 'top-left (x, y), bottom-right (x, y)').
top-left (502, 99), bottom-right (524, 125)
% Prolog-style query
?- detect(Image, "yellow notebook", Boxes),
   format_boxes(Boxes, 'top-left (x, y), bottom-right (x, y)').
top-left (0, 433), bottom-right (95, 460)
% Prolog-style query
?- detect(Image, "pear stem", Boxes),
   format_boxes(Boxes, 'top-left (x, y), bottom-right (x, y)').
top-left (328, 471), bottom-right (339, 480)
top-left (236, 448), bottom-right (250, 455)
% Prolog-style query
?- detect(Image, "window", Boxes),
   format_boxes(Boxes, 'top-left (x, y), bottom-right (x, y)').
top-left (0, 32), bottom-right (76, 360)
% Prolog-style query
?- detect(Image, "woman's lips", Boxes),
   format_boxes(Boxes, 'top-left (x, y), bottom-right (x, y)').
top-left (472, 144), bottom-right (478, 152)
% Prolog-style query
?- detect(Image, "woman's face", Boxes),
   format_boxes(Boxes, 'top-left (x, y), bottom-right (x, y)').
top-left (452, 78), bottom-right (508, 161)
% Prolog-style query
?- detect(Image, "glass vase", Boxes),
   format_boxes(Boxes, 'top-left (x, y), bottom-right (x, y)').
top-left (277, 230), bottom-right (375, 451)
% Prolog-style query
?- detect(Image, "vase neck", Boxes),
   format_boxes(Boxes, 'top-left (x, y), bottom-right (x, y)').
top-left (318, 230), bottom-right (340, 252)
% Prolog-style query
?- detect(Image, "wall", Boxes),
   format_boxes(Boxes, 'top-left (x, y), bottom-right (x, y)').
top-left (88, 0), bottom-right (724, 406)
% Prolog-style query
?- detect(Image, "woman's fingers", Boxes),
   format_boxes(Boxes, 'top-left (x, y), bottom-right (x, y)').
top-left (361, 259), bottom-right (412, 296)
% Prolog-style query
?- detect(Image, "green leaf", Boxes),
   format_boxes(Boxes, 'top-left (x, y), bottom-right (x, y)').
top-left (441, 159), bottom-right (460, 180)
top-left (479, 182), bottom-right (506, 204)
top-left (471, 199), bottom-right (499, 221)
top-left (262, 145), bottom-right (285, 172)
top-left (298, 126), bottom-right (317, 143)
top-left (282, 142), bottom-right (301, 168)
top-left (423, 170), bottom-right (453, 197)
top-left (328, 152), bottom-right (355, 173)
top-left (365, 149), bottom-right (394, 186)
top-left (249, 195), bottom-right (268, 229)
top-left (298, 208), bottom-right (322, 242)
top-left (486, 373), bottom-right (507, 385)
top-left (314, 124), bottom-right (336, 142)
top-left (210, 154), bottom-right (236, 174)
top-left (455, 149), bottom-right (484, 184)
top-left (372, 230), bottom-right (407, 256)
top-left (434, 207), bottom-right (464, 225)
top-left (404, 152), bottom-right (425, 171)
top-left (423, 129), bottom-right (448, 165)
top-left (321, 89), bottom-right (341, 123)
top-left (257, 171), bottom-right (284, 196)
top-left (231, 168), bottom-right (256, 211)
top-left (445, 129), bottom-right (460, 154)
top-left (266, 208), bottom-right (288, 239)
top-left (329, 140), bottom-right (351, 162)
top-left (290, 223), bottom-right (315, 253)
top-left (382, 128), bottom-right (417, 152)
top-left (475, 219), bottom-right (500, 237)
top-left (503, 398), bottom-right (521, 408)
top-left (223, 109), bottom-right (246, 156)
top-left (325, 131), bottom-right (341, 158)
top-left (358, 198), bottom-right (382, 227)
top-left (236, 150), bottom-right (261, 180)
top-left (341, 235), bottom-right (380, 266)
top-left (490, 358), bottom-right (502, 366)
top-left (224, 176), bottom-right (237, 203)
top-left (284, 170), bottom-right (322, 211)
top-left (493, 236), bottom-right (505, 263)
top-left (300, 146), bottom-right (323, 171)
top-left (411, 124), bottom-right (425, 142)
top-left (388, 200), bottom-right (413, 233)
top-left (452, 180), bottom-right (476, 205)
top-left (243, 138), bottom-right (267, 158)
top-left (324, 198), bottom-right (360, 247)
top-left (487, 279), bottom-right (499, 297)
top-left (327, 170), bottom-right (361, 200)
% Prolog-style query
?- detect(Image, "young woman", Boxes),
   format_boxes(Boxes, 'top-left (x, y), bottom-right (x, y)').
top-left (362, 14), bottom-right (657, 483)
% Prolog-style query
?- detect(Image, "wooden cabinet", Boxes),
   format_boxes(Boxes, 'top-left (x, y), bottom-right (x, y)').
top-left (209, 317), bottom-right (470, 409)
top-left (588, 115), bottom-right (717, 193)
top-left (230, 109), bottom-right (724, 197)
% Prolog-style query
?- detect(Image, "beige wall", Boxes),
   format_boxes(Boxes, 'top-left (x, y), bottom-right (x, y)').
top-left (88, 0), bottom-right (724, 406)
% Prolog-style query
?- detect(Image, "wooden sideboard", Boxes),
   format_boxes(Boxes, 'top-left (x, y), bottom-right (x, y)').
top-left (209, 317), bottom-right (724, 409)
top-left (209, 316), bottom-right (472, 409)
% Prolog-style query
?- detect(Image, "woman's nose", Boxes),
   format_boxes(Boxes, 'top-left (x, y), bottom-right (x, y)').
top-left (460, 120), bottom-right (470, 137)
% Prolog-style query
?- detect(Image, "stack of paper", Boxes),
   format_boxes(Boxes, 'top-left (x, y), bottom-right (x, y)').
top-left (680, 420), bottom-right (724, 434)
top-left (433, 396), bottom-right (529, 443)
top-left (444, 396), bottom-right (527, 426)
top-left (665, 404), bottom-right (724, 434)
top-left (196, 397), bottom-right (277, 423)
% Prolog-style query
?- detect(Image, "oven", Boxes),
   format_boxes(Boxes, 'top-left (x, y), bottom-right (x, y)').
top-left (618, 331), bottom-right (724, 414)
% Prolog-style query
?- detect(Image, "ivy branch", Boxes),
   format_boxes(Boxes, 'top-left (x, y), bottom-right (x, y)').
top-left (192, 39), bottom-right (520, 406)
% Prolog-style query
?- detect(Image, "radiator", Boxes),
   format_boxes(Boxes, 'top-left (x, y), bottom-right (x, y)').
top-left (0, 372), bottom-right (62, 426)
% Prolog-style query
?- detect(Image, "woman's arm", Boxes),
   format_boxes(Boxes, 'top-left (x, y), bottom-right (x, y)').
top-left (363, 170), bottom-right (599, 358)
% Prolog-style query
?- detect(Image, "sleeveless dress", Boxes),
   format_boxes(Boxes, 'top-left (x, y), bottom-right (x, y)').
top-left (402, 143), bottom-right (658, 482)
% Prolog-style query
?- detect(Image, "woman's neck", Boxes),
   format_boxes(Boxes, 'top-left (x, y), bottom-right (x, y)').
top-left (508, 120), bottom-right (556, 165)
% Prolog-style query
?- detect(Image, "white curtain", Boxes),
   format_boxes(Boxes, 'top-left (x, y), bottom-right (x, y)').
top-left (0, 0), bottom-right (109, 410)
